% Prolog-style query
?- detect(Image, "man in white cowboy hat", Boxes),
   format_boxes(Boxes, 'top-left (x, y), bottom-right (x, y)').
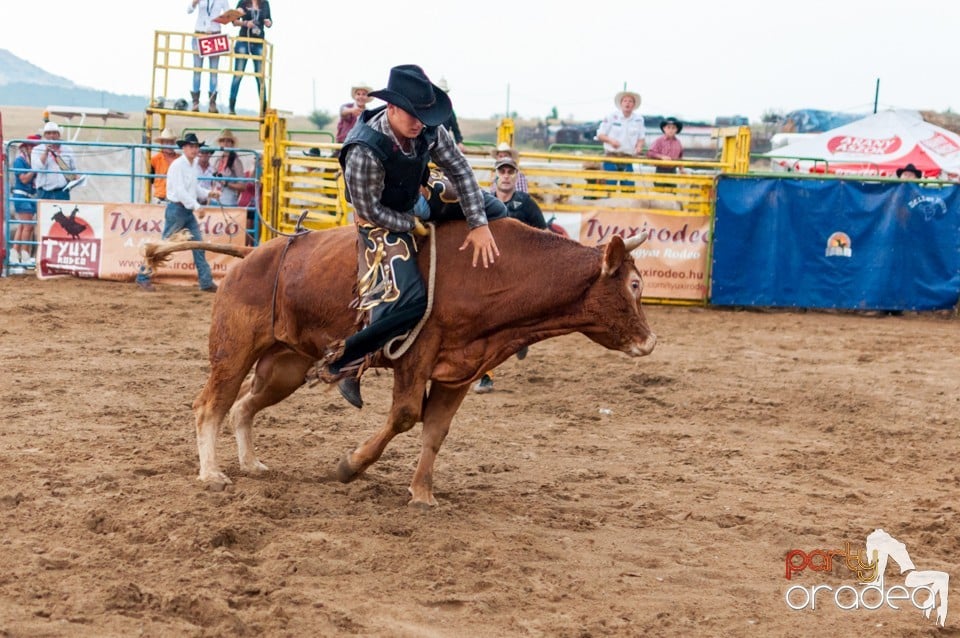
top-left (324, 64), bottom-right (502, 409)
top-left (135, 133), bottom-right (221, 293)
top-left (488, 142), bottom-right (528, 193)
top-left (149, 128), bottom-right (180, 204)
top-left (336, 82), bottom-right (374, 144)
top-left (595, 89), bottom-right (645, 188)
top-left (31, 121), bottom-right (79, 201)
top-left (213, 128), bottom-right (245, 206)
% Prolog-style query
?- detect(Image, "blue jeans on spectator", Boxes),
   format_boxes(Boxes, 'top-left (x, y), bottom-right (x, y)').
top-left (136, 202), bottom-right (214, 289)
top-left (229, 40), bottom-right (264, 109)
top-left (37, 187), bottom-right (70, 201)
top-left (602, 159), bottom-right (635, 188)
top-left (192, 45), bottom-right (221, 93)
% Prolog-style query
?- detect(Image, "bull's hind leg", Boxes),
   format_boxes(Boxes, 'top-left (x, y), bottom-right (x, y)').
top-left (229, 347), bottom-right (313, 474)
top-left (195, 365), bottom-right (253, 485)
top-left (336, 372), bottom-right (429, 485)
top-left (194, 321), bottom-right (271, 486)
top-left (408, 382), bottom-right (469, 507)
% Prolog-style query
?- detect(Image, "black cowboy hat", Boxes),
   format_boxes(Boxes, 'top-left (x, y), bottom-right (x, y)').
top-left (660, 117), bottom-right (683, 133)
top-left (896, 163), bottom-right (922, 179)
top-left (176, 132), bottom-right (207, 148)
top-left (302, 147), bottom-right (322, 158)
top-left (368, 64), bottom-right (452, 127)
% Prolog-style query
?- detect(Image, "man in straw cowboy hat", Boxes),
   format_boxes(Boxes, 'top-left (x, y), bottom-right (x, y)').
top-left (323, 64), bottom-right (502, 409)
top-left (337, 82), bottom-right (374, 144)
top-left (135, 133), bottom-right (222, 293)
top-left (149, 128), bottom-right (180, 204)
top-left (595, 89), bottom-right (645, 187)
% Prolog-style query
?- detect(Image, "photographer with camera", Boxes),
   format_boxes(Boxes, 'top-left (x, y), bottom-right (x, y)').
top-left (31, 122), bottom-right (79, 201)
top-left (228, 0), bottom-right (272, 115)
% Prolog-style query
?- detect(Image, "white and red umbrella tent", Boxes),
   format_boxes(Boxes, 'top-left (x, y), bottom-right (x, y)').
top-left (764, 110), bottom-right (960, 179)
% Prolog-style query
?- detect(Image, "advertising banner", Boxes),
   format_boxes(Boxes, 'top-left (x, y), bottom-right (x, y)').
top-left (36, 201), bottom-right (247, 285)
top-left (712, 177), bottom-right (960, 310)
top-left (545, 208), bottom-right (711, 302)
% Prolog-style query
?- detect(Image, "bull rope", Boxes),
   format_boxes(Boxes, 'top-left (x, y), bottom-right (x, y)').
top-left (382, 221), bottom-right (437, 360)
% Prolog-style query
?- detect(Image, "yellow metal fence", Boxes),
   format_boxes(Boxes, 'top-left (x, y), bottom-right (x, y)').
top-left (262, 125), bottom-right (751, 239)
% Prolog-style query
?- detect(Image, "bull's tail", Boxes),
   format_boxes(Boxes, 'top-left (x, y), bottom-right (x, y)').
top-left (143, 229), bottom-right (254, 270)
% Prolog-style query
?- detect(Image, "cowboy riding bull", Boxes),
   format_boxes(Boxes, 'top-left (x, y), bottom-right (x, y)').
top-left (149, 216), bottom-right (656, 506)
top-left (153, 63), bottom-right (658, 505)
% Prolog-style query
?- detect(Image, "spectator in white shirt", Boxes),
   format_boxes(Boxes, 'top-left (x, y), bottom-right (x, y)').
top-left (595, 90), bottom-right (645, 188)
top-left (31, 122), bottom-right (78, 201)
top-left (135, 133), bottom-right (222, 292)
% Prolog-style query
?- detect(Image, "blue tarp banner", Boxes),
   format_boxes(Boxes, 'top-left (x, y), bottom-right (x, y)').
top-left (711, 177), bottom-right (960, 310)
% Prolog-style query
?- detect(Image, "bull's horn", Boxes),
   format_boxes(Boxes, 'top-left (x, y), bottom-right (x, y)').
top-left (623, 232), bottom-right (648, 252)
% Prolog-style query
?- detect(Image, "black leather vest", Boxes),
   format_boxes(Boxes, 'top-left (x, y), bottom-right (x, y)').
top-left (340, 106), bottom-right (437, 213)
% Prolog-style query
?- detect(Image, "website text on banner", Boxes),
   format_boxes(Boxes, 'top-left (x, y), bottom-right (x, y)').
top-left (37, 201), bottom-right (247, 284)
top-left (547, 209), bottom-right (710, 302)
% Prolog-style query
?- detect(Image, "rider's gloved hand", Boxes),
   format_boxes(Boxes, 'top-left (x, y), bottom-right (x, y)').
top-left (412, 194), bottom-right (431, 220)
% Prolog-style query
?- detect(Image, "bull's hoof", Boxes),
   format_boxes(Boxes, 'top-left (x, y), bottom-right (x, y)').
top-left (197, 471), bottom-right (232, 491)
top-left (407, 486), bottom-right (438, 508)
top-left (336, 454), bottom-right (363, 483)
top-left (407, 498), bottom-right (436, 509)
top-left (239, 459), bottom-right (269, 475)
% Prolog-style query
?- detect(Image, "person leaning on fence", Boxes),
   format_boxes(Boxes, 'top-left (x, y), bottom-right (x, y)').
top-left (488, 142), bottom-right (528, 193)
top-left (896, 163), bottom-right (922, 180)
top-left (135, 133), bottom-right (222, 293)
top-left (595, 90), bottom-right (645, 188)
top-left (188, 0), bottom-right (232, 113)
top-left (9, 134), bottom-right (41, 270)
top-left (474, 153), bottom-right (546, 394)
top-left (648, 116), bottom-right (684, 174)
top-left (31, 122), bottom-right (78, 201)
top-left (213, 129), bottom-right (245, 206)
top-left (197, 144), bottom-right (216, 179)
top-left (322, 64), bottom-right (502, 409)
top-left (228, 0), bottom-right (272, 115)
top-left (149, 128), bottom-right (180, 204)
top-left (336, 82), bottom-right (373, 144)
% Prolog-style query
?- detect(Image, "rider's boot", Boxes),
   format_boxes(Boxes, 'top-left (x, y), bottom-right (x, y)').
top-left (337, 377), bottom-right (363, 409)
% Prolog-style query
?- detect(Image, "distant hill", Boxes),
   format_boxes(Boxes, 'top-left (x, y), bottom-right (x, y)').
top-left (0, 49), bottom-right (149, 113)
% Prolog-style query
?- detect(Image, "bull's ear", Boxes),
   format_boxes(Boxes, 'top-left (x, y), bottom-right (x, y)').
top-left (601, 235), bottom-right (627, 277)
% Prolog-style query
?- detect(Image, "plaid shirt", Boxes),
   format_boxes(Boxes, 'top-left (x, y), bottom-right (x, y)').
top-left (343, 110), bottom-right (487, 233)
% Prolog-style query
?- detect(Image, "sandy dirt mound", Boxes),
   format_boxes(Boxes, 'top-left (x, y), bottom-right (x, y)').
top-left (0, 276), bottom-right (957, 637)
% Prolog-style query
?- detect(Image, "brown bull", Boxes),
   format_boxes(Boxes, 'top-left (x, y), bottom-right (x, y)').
top-left (184, 218), bottom-right (656, 505)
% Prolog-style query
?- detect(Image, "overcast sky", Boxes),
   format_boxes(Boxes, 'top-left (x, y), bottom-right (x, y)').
top-left (6, 1), bottom-right (960, 123)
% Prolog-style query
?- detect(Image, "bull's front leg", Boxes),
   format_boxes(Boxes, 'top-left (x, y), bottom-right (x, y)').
top-left (408, 382), bottom-right (469, 507)
top-left (336, 373), bottom-right (428, 484)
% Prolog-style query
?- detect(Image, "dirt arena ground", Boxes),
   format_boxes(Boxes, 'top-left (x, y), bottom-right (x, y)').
top-left (0, 276), bottom-right (957, 637)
